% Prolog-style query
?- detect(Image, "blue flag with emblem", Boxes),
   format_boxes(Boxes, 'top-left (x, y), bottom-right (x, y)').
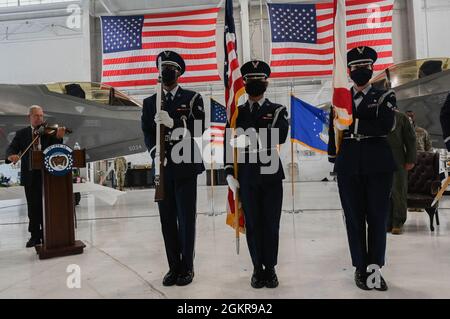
top-left (291, 95), bottom-right (329, 154)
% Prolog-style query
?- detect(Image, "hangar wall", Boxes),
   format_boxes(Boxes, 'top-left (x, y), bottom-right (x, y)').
top-left (0, 1), bottom-right (92, 84)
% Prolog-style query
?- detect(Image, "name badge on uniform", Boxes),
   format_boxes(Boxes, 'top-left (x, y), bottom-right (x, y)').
top-left (367, 103), bottom-right (378, 109)
top-left (262, 114), bottom-right (273, 120)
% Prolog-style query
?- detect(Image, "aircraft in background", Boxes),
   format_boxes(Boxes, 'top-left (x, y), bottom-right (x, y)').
top-left (0, 82), bottom-right (146, 162)
top-left (319, 58), bottom-right (450, 148)
top-left (372, 57), bottom-right (450, 148)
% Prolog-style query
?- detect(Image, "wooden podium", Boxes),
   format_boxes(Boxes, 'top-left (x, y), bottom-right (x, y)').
top-left (32, 148), bottom-right (86, 259)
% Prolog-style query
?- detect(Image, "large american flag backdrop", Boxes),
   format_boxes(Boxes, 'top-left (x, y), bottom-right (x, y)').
top-left (100, 7), bottom-right (221, 90)
top-left (268, 0), bottom-right (395, 78)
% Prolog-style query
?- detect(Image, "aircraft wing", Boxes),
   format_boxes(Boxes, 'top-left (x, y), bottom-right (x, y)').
top-left (0, 82), bottom-right (148, 162)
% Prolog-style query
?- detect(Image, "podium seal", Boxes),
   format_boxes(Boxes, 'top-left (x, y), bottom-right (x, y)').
top-left (43, 144), bottom-right (74, 176)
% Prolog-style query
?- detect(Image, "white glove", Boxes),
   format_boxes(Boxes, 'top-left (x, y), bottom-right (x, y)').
top-left (229, 135), bottom-right (250, 149)
top-left (155, 111), bottom-right (174, 128)
top-left (226, 175), bottom-right (240, 200)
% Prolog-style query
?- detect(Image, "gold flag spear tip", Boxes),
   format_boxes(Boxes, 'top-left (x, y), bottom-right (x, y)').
top-left (431, 176), bottom-right (450, 207)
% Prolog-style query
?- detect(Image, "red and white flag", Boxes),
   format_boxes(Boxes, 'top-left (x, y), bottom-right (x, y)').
top-left (332, 0), bottom-right (353, 135)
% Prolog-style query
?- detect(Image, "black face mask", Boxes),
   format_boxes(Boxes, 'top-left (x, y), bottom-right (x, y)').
top-left (161, 69), bottom-right (177, 86)
top-left (245, 80), bottom-right (267, 97)
top-left (350, 68), bottom-right (373, 86)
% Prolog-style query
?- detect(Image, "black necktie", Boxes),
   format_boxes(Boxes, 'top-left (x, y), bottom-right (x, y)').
top-left (251, 102), bottom-right (260, 116)
top-left (354, 91), bottom-right (365, 100)
top-left (166, 92), bottom-right (173, 102)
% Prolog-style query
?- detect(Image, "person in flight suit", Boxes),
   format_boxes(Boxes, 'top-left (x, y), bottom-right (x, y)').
top-left (141, 51), bottom-right (205, 287)
top-left (387, 110), bottom-right (416, 235)
top-left (224, 60), bottom-right (289, 289)
top-left (328, 47), bottom-right (397, 291)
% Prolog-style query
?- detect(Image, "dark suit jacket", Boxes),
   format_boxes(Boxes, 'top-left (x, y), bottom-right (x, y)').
top-left (5, 126), bottom-right (62, 186)
top-left (141, 86), bottom-right (205, 179)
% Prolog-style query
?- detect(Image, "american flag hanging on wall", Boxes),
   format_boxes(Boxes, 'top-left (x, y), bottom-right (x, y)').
top-left (100, 7), bottom-right (221, 90)
top-left (268, 0), bottom-right (395, 79)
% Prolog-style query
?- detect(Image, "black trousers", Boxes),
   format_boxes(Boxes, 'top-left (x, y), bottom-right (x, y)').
top-left (337, 172), bottom-right (393, 269)
top-left (239, 180), bottom-right (283, 269)
top-left (23, 172), bottom-right (43, 239)
top-left (157, 170), bottom-right (197, 272)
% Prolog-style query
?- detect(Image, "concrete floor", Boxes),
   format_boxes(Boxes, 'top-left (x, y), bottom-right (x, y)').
top-left (1, 181), bottom-right (450, 299)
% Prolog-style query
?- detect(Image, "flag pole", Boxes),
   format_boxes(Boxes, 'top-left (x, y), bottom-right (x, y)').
top-left (210, 157), bottom-right (216, 216)
top-left (260, 0), bottom-right (265, 61)
top-left (209, 94), bottom-right (216, 217)
top-left (233, 129), bottom-right (240, 255)
top-left (289, 83), bottom-right (301, 216)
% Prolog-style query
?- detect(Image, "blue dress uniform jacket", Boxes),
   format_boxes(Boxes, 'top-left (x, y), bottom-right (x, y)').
top-left (440, 92), bottom-right (450, 150)
top-left (329, 87), bottom-right (397, 174)
top-left (224, 99), bottom-right (289, 184)
top-left (141, 86), bottom-right (205, 179)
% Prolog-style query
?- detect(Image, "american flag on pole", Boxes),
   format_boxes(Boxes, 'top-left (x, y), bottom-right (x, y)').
top-left (100, 7), bottom-right (221, 90)
top-left (224, 0), bottom-right (245, 235)
top-left (268, 0), bottom-right (395, 78)
top-left (210, 99), bottom-right (227, 146)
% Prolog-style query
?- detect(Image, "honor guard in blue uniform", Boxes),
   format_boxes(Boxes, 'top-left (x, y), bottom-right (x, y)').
top-left (141, 51), bottom-right (205, 286)
top-left (440, 92), bottom-right (450, 151)
top-left (224, 60), bottom-right (289, 289)
top-left (328, 47), bottom-right (397, 291)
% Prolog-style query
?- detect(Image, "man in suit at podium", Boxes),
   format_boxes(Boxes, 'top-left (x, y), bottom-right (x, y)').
top-left (5, 105), bottom-right (66, 248)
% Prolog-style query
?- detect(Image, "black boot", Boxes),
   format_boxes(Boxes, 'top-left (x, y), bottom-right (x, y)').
top-left (26, 237), bottom-right (41, 248)
top-left (162, 269), bottom-right (178, 286)
top-left (176, 270), bottom-right (194, 286)
top-left (264, 267), bottom-right (279, 288)
top-left (354, 269), bottom-right (372, 291)
top-left (373, 275), bottom-right (388, 291)
top-left (251, 267), bottom-right (265, 289)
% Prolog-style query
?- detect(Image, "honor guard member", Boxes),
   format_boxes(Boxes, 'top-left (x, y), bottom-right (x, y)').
top-left (141, 51), bottom-right (205, 287)
top-left (328, 47), bottom-right (397, 291)
top-left (440, 92), bottom-right (450, 151)
top-left (224, 60), bottom-right (289, 289)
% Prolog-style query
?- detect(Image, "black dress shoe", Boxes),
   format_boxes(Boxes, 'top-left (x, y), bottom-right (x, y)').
top-left (26, 237), bottom-right (41, 248)
top-left (354, 269), bottom-right (372, 291)
top-left (176, 270), bottom-right (194, 286)
top-left (373, 275), bottom-right (388, 291)
top-left (251, 269), bottom-right (265, 289)
top-left (264, 268), bottom-right (279, 288)
top-left (162, 270), bottom-right (178, 286)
